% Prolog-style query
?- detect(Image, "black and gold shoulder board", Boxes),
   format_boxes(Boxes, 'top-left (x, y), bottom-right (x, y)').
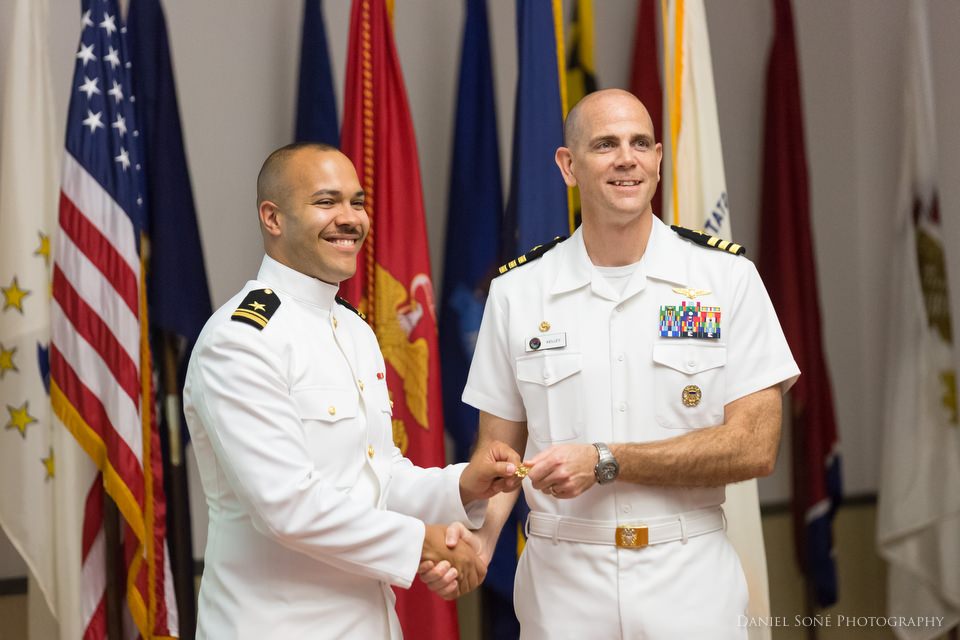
top-left (671, 225), bottom-right (746, 256)
top-left (231, 288), bottom-right (281, 330)
top-left (335, 295), bottom-right (366, 321)
top-left (497, 236), bottom-right (567, 276)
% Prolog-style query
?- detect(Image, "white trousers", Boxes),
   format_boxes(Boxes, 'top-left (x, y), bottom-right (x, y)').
top-left (514, 529), bottom-right (748, 639)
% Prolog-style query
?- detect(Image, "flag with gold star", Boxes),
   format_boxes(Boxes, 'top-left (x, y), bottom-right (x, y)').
top-left (0, 0), bottom-right (87, 634)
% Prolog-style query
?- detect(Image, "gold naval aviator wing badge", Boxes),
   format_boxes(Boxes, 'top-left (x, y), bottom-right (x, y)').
top-left (672, 287), bottom-right (712, 300)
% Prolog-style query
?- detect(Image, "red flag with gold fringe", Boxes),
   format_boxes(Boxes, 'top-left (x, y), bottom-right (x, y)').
top-left (340, 0), bottom-right (457, 637)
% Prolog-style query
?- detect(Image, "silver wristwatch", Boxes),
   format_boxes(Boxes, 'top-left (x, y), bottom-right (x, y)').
top-left (593, 442), bottom-right (619, 484)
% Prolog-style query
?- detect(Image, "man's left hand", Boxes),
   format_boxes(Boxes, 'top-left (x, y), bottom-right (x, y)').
top-left (524, 444), bottom-right (598, 499)
top-left (459, 440), bottom-right (523, 504)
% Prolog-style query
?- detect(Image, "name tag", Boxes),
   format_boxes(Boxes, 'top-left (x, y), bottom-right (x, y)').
top-left (526, 332), bottom-right (567, 352)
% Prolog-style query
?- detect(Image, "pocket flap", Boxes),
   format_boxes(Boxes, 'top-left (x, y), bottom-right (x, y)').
top-left (516, 352), bottom-right (582, 387)
top-left (291, 386), bottom-right (358, 423)
top-left (652, 343), bottom-right (727, 374)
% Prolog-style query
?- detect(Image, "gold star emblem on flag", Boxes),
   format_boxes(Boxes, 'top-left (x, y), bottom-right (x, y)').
top-left (34, 232), bottom-right (51, 266)
top-left (41, 448), bottom-right (55, 480)
top-left (2, 276), bottom-right (30, 313)
top-left (6, 400), bottom-right (37, 437)
top-left (0, 343), bottom-right (17, 378)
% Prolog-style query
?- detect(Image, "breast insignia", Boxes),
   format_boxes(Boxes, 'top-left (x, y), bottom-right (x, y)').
top-left (335, 295), bottom-right (366, 320)
top-left (497, 236), bottom-right (567, 276)
top-left (671, 225), bottom-right (746, 257)
top-left (231, 289), bottom-right (281, 330)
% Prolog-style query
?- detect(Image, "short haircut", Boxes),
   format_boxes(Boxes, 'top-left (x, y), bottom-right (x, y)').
top-left (562, 89), bottom-right (654, 148)
top-left (256, 142), bottom-right (339, 206)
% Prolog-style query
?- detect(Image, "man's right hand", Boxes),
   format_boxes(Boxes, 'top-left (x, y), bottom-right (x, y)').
top-left (419, 523), bottom-right (486, 597)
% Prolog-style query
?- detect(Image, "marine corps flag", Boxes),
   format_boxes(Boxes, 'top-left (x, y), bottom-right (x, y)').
top-left (340, 1), bottom-right (457, 637)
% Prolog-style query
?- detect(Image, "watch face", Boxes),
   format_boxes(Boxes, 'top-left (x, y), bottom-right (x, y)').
top-left (598, 463), bottom-right (618, 484)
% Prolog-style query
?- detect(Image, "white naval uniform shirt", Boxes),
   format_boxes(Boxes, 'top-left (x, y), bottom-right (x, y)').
top-left (463, 217), bottom-right (799, 637)
top-left (185, 256), bottom-right (484, 640)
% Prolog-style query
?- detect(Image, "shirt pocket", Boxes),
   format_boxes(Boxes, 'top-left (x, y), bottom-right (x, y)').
top-left (515, 352), bottom-right (584, 443)
top-left (652, 343), bottom-right (727, 429)
top-left (291, 386), bottom-right (362, 484)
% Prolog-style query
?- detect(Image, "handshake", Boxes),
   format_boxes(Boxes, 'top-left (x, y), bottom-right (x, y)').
top-left (417, 440), bottom-right (524, 599)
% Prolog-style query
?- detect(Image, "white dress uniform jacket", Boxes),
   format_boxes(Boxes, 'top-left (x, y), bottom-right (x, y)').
top-left (463, 217), bottom-right (799, 638)
top-left (185, 256), bottom-right (484, 639)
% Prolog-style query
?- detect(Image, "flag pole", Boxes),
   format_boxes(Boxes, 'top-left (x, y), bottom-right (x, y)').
top-left (104, 498), bottom-right (123, 640)
top-left (160, 330), bottom-right (197, 639)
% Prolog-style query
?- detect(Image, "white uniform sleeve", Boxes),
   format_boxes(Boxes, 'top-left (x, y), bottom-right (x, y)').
top-left (724, 259), bottom-right (801, 403)
top-left (187, 323), bottom-right (425, 588)
top-left (385, 458), bottom-right (487, 528)
top-left (462, 278), bottom-right (527, 421)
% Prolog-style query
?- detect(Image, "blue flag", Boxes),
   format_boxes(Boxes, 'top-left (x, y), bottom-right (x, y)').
top-left (128, 0), bottom-right (212, 344)
top-left (295, 0), bottom-right (338, 145)
top-left (441, 0), bottom-right (502, 466)
top-left (504, 0), bottom-right (570, 257)
top-left (128, 3), bottom-right (211, 632)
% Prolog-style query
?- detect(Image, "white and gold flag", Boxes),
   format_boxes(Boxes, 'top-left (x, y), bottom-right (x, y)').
top-left (662, 2), bottom-right (769, 635)
top-left (0, 0), bottom-right (59, 624)
top-left (877, 2), bottom-right (960, 637)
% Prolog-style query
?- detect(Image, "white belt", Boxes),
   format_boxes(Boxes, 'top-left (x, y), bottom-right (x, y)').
top-left (525, 507), bottom-right (725, 549)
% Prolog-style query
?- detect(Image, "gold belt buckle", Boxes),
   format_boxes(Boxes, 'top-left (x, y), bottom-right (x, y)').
top-left (615, 525), bottom-right (649, 548)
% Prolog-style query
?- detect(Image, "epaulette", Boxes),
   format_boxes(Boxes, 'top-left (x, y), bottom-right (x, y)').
top-left (231, 288), bottom-right (281, 330)
top-left (497, 236), bottom-right (567, 276)
top-left (336, 295), bottom-right (366, 320)
top-left (671, 225), bottom-right (746, 256)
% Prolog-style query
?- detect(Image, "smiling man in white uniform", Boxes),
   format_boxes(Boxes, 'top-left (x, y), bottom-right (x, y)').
top-left (456, 90), bottom-right (800, 638)
top-left (184, 143), bottom-right (521, 639)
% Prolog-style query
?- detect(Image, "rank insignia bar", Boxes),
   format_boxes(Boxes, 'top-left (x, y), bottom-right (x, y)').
top-left (659, 301), bottom-right (721, 339)
top-left (232, 288), bottom-right (281, 330)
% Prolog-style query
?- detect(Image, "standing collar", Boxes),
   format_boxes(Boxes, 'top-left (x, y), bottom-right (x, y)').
top-left (643, 216), bottom-right (689, 285)
top-left (257, 255), bottom-right (339, 310)
top-left (549, 215), bottom-right (689, 297)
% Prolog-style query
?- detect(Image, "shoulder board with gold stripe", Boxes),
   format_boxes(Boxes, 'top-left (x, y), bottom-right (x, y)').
top-left (497, 236), bottom-right (567, 276)
top-left (231, 288), bottom-right (281, 330)
top-left (335, 296), bottom-right (366, 321)
top-left (670, 225), bottom-right (746, 256)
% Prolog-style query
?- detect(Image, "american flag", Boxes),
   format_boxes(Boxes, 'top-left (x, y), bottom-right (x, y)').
top-left (50, 1), bottom-right (177, 637)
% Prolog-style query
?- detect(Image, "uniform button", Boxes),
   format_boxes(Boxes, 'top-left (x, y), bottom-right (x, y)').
top-left (332, 316), bottom-right (339, 329)
top-left (358, 379), bottom-right (365, 391)
top-left (327, 405), bottom-right (336, 416)
top-left (622, 504), bottom-right (632, 514)
top-left (367, 445), bottom-right (375, 458)
top-left (542, 369), bottom-right (552, 380)
top-left (687, 360), bottom-right (696, 369)
top-left (615, 305), bottom-right (623, 313)
top-left (618, 402), bottom-right (626, 412)
top-left (617, 353), bottom-right (625, 362)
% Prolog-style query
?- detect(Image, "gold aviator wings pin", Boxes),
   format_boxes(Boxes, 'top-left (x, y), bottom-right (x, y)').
top-left (672, 287), bottom-right (712, 299)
